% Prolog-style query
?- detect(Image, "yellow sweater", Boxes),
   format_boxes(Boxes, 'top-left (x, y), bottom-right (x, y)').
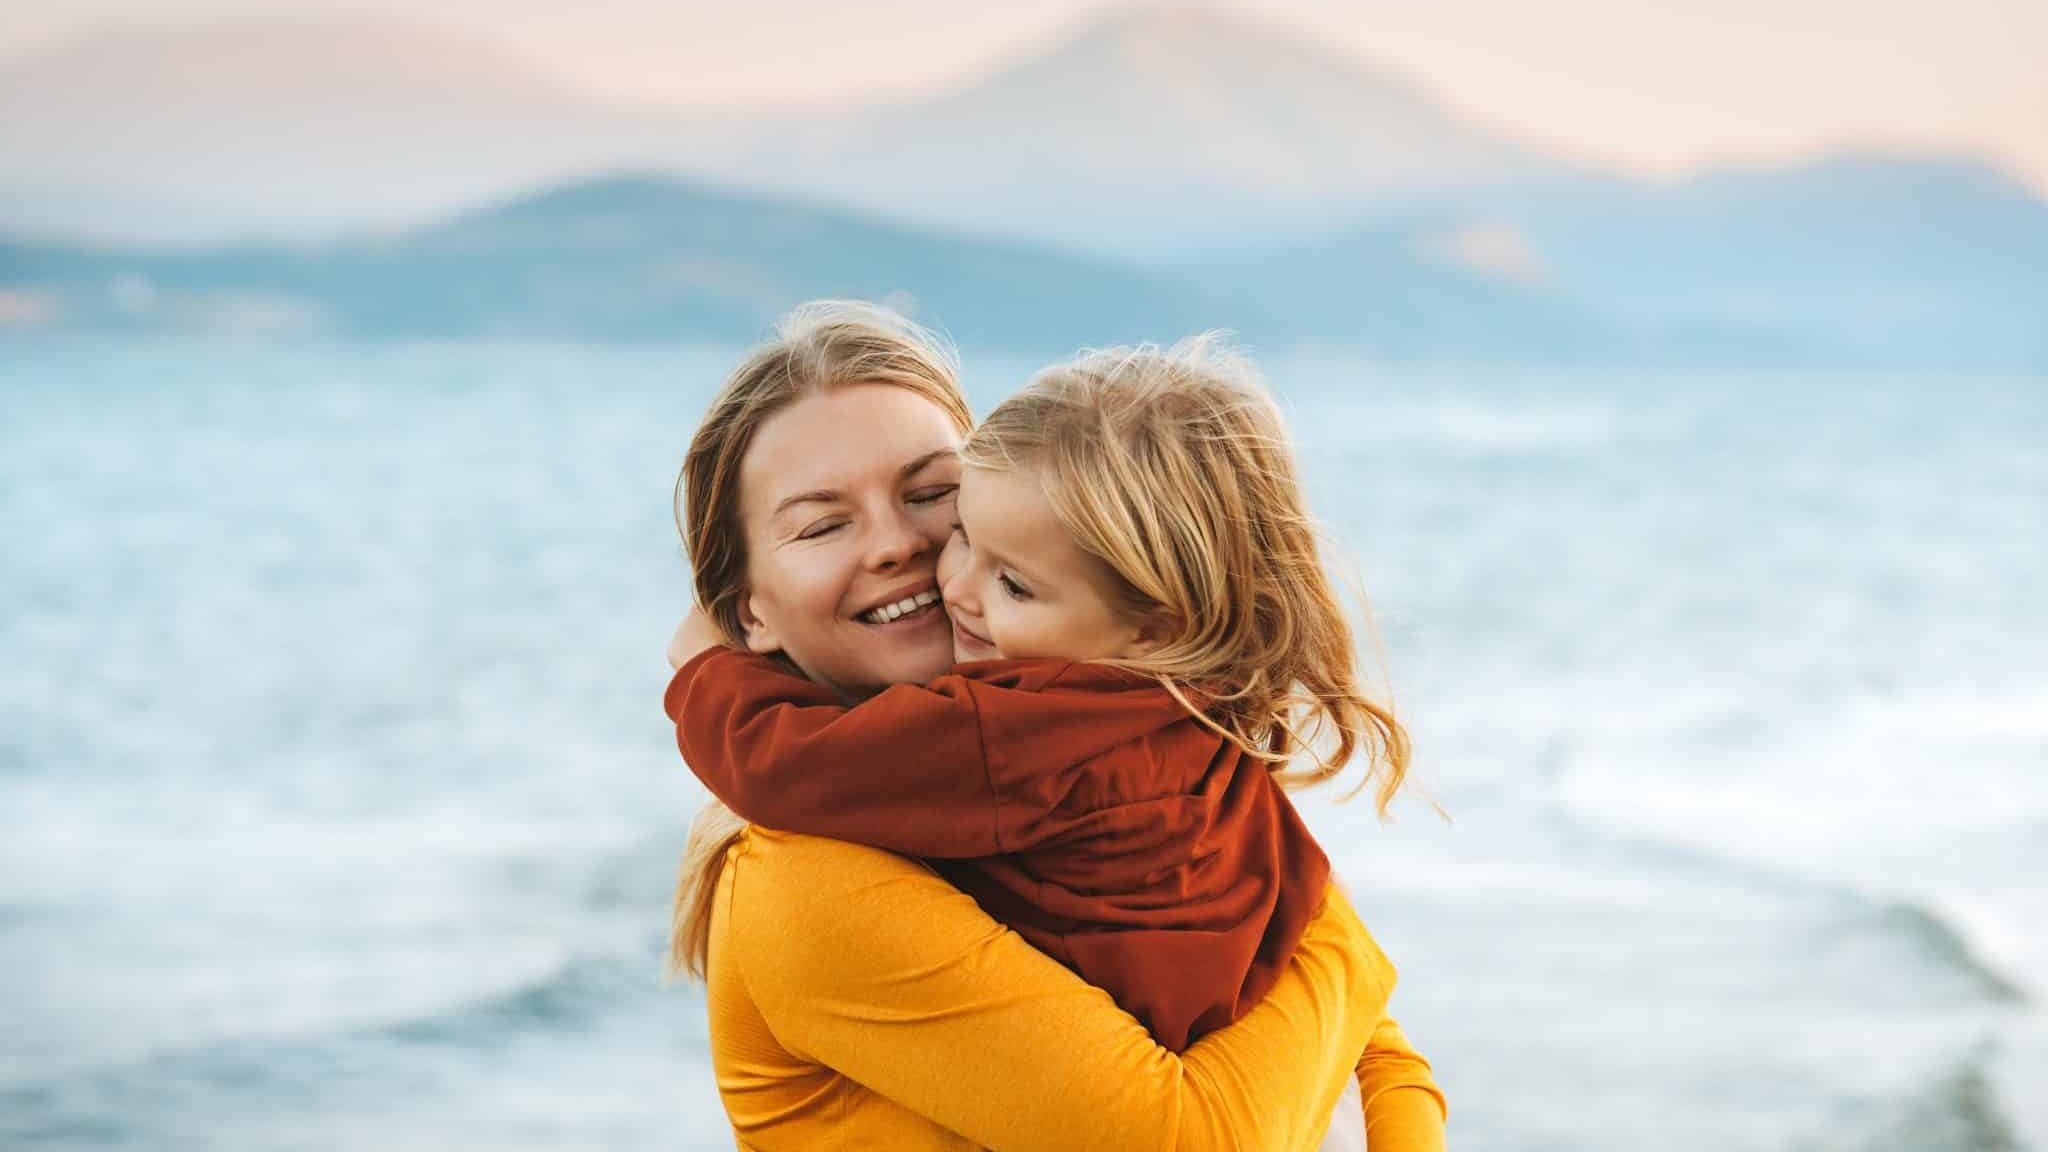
top-left (706, 827), bottom-right (1446, 1150)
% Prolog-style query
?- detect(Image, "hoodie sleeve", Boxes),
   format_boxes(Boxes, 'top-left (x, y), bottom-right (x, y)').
top-left (1354, 1015), bottom-right (1448, 1151)
top-left (666, 646), bottom-right (1007, 857)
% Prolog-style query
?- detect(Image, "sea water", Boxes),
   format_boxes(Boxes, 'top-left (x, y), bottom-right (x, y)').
top-left (2, 337), bottom-right (2040, 1150)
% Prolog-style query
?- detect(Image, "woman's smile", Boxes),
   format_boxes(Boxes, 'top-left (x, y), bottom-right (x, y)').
top-left (855, 584), bottom-right (946, 628)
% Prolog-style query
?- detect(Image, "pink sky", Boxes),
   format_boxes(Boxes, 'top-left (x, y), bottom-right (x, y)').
top-left (7, 0), bottom-right (2046, 192)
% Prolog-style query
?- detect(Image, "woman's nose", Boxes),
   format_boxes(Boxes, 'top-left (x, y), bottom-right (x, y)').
top-left (865, 508), bottom-right (930, 572)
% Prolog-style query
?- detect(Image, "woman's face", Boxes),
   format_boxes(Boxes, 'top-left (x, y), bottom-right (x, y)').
top-left (735, 384), bottom-right (964, 699)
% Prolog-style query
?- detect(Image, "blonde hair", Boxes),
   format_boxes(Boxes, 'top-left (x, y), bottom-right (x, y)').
top-left (960, 335), bottom-right (1410, 811)
top-left (668, 301), bottom-right (971, 980)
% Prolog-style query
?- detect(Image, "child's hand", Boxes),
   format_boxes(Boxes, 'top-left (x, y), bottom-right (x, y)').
top-left (668, 606), bottom-right (727, 670)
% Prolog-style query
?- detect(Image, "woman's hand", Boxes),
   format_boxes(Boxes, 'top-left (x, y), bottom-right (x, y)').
top-left (669, 606), bottom-right (727, 670)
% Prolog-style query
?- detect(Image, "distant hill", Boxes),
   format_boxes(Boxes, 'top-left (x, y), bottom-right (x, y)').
top-left (0, 174), bottom-right (1229, 350)
top-left (1276, 152), bottom-right (2048, 370)
top-left (0, 16), bottom-right (686, 242)
top-left (677, 4), bottom-right (1557, 253)
top-left (1523, 153), bottom-right (2048, 370)
top-left (6, 160), bottom-right (2041, 368)
top-left (0, 5), bottom-right (1555, 251)
top-left (0, 170), bottom-right (1646, 359)
top-left (3, 1), bottom-right (2043, 369)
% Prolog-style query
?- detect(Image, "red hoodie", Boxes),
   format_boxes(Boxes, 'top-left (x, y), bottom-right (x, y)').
top-left (665, 646), bottom-right (1331, 1051)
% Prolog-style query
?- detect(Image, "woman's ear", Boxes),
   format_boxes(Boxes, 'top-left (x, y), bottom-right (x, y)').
top-left (735, 589), bottom-right (783, 656)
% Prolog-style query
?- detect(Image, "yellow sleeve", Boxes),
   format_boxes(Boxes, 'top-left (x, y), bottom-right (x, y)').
top-left (1354, 1015), bottom-right (1447, 1151)
top-left (726, 829), bottom-right (1395, 1152)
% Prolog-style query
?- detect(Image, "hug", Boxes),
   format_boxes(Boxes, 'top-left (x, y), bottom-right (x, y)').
top-left (664, 301), bottom-right (1446, 1150)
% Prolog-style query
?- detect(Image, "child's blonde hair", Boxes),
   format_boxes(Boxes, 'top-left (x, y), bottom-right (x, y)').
top-left (960, 335), bottom-right (1410, 813)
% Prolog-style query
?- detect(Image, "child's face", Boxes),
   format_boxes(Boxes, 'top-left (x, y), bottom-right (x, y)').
top-left (937, 465), bottom-right (1150, 665)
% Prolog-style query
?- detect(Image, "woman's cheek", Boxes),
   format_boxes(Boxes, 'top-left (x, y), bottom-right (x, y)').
top-left (832, 537), bottom-right (872, 605)
top-left (911, 500), bottom-right (957, 547)
top-left (791, 538), bottom-right (856, 619)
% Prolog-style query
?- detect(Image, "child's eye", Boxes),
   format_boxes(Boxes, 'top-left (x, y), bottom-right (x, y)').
top-left (908, 485), bottom-right (958, 506)
top-left (998, 573), bottom-right (1032, 600)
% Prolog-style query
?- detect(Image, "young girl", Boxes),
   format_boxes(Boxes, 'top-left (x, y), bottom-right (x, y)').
top-left (666, 337), bottom-right (1440, 1141)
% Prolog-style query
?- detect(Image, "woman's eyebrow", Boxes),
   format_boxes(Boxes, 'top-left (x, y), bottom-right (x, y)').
top-left (772, 451), bottom-right (952, 518)
top-left (772, 488), bottom-right (842, 517)
top-left (899, 449), bottom-right (958, 479)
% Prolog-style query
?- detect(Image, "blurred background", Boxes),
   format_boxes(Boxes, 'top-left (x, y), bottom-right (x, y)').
top-left (2, 2), bottom-right (2043, 1149)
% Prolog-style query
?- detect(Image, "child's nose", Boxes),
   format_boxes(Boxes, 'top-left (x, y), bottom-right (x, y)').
top-left (939, 543), bottom-right (977, 614)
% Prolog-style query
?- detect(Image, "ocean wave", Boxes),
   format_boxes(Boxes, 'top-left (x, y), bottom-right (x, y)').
top-left (1549, 686), bottom-right (2048, 1008)
top-left (1805, 1043), bottom-right (2025, 1152)
top-left (1827, 900), bottom-right (2029, 1007)
top-left (0, 951), bottom-right (700, 1148)
top-left (381, 950), bottom-right (691, 1048)
top-left (1535, 806), bottom-right (2033, 1007)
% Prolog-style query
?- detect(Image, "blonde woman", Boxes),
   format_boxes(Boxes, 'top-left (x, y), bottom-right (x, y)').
top-left (666, 303), bottom-right (1434, 1150)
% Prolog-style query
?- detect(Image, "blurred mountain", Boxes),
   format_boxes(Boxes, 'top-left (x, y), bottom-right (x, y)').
top-left (2, 6), bottom-right (2042, 367)
top-left (0, 16), bottom-right (695, 242)
top-left (0, 173), bottom-right (1230, 350)
top-left (1284, 151), bottom-right (2048, 370)
top-left (5, 158), bottom-right (2042, 367)
top-left (0, 170), bottom-right (1643, 358)
top-left (1516, 153), bottom-right (2048, 370)
top-left (0, 5), bottom-right (1549, 251)
top-left (676, 3), bottom-right (1557, 254)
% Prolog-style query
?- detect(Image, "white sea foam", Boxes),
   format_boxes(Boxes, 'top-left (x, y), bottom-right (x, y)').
top-left (1555, 687), bottom-right (2048, 999)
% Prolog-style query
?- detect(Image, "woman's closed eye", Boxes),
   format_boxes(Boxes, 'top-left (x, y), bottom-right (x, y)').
top-left (795, 518), bottom-right (847, 541)
top-left (907, 484), bottom-right (958, 506)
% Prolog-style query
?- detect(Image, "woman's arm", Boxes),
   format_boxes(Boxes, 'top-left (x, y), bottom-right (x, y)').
top-left (1355, 1016), bottom-right (1447, 1151)
top-left (725, 828), bottom-right (1393, 1152)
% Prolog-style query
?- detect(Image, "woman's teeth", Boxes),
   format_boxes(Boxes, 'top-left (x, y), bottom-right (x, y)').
top-left (861, 590), bottom-right (941, 624)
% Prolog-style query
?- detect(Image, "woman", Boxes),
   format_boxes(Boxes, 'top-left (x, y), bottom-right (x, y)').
top-left (665, 301), bottom-right (1445, 1150)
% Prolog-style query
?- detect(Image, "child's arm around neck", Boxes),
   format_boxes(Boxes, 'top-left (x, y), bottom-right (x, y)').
top-left (666, 644), bottom-right (1011, 857)
top-left (666, 607), bottom-right (726, 672)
